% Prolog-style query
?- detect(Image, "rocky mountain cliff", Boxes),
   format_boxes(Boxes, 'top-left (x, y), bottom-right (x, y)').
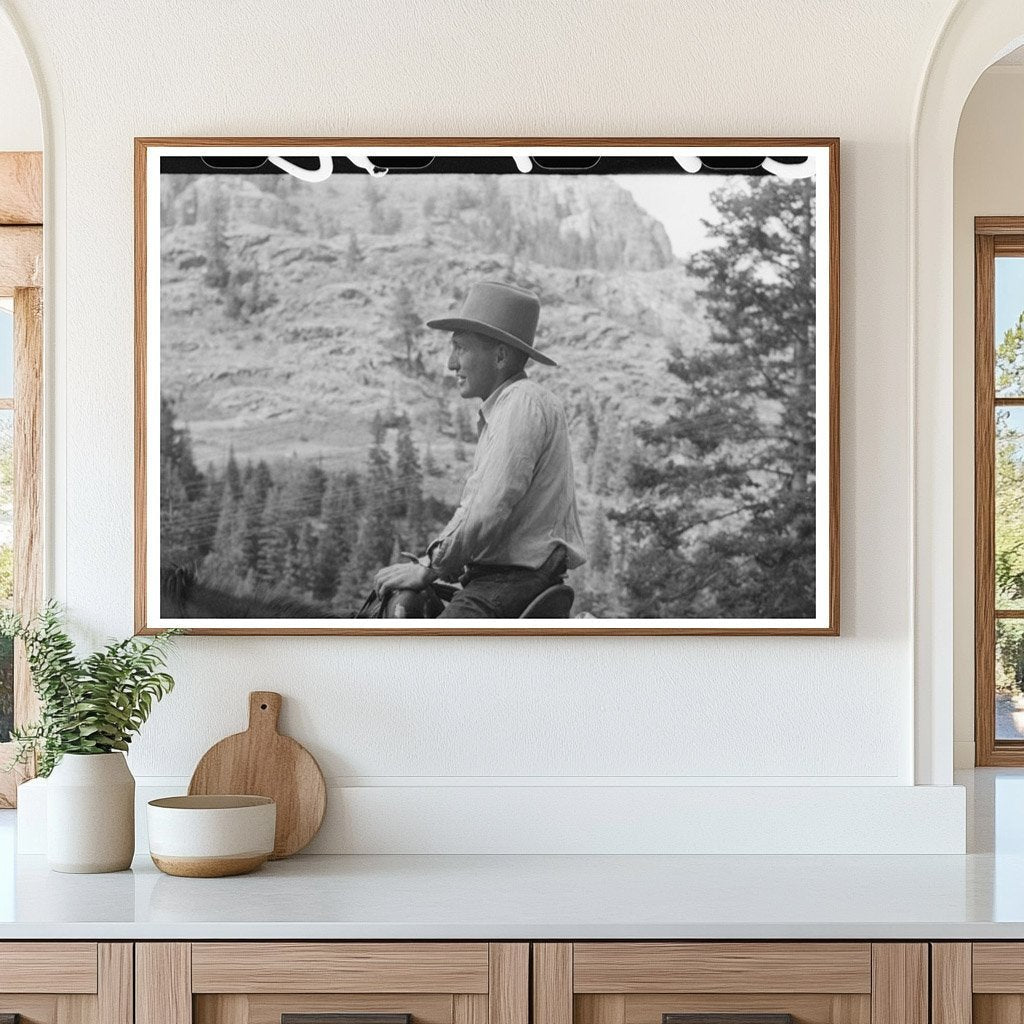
top-left (159, 171), bottom-right (705, 475)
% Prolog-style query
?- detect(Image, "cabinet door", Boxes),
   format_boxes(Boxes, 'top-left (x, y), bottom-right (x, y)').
top-left (137, 943), bottom-right (528, 1024)
top-left (0, 943), bottom-right (131, 1024)
top-left (533, 944), bottom-right (927, 1024)
top-left (945, 943), bottom-right (1024, 1024)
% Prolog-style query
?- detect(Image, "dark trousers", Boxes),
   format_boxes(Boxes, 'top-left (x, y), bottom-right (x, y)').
top-left (438, 549), bottom-right (566, 619)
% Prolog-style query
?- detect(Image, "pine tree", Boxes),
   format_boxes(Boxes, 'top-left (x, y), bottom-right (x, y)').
top-left (297, 461), bottom-right (327, 518)
top-left (159, 397), bottom-right (207, 565)
top-left (224, 447), bottom-right (243, 501)
top-left (394, 421), bottom-right (425, 547)
top-left (256, 484), bottom-right (292, 588)
top-left (240, 465), bottom-right (272, 576)
top-left (588, 503), bottom-right (612, 574)
top-left (616, 175), bottom-right (817, 619)
top-left (314, 471), bottom-right (362, 603)
top-left (160, 397), bottom-right (204, 502)
top-left (204, 184), bottom-right (230, 290)
top-left (391, 283), bottom-right (421, 368)
top-left (203, 483), bottom-right (248, 585)
top-left (351, 435), bottom-right (397, 587)
top-left (283, 520), bottom-right (317, 597)
top-left (997, 310), bottom-right (1024, 396)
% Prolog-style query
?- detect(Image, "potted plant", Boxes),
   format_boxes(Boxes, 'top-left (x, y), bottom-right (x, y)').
top-left (2, 602), bottom-right (179, 873)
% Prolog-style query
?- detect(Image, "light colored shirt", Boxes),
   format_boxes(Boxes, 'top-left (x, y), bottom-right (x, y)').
top-left (427, 372), bottom-right (587, 578)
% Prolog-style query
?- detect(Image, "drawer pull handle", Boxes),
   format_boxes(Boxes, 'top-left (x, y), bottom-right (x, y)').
top-left (283, 1016), bottom-right (411, 1024)
top-left (664, 1016), bottom-right (795, 1024)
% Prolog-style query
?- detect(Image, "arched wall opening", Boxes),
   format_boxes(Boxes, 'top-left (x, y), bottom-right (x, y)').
top-left (914, 1), bottom-right (1024, 784)
top-left (952, 47), bottom-right (1024, 767)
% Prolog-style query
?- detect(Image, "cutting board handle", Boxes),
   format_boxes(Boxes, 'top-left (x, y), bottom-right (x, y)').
top-left (248, 691), bottom-right (282, 734)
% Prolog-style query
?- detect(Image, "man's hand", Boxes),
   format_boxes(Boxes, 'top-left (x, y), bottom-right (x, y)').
top-left (373, 561), bottom-right (438, 597)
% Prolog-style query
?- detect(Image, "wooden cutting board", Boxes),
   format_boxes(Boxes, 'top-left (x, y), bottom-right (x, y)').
top-left (188, 691), bottom-right (326, 859)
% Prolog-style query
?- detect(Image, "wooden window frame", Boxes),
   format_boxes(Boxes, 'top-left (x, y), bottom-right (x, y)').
top-left (0, 151), bottom-right (43, 806)
top-left (975, 217), bottom-right (1024, 764)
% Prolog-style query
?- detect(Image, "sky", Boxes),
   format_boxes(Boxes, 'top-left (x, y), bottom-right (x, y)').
top-left (616, 174), bottom-right (722, 257)
top-left (997, 256), bottom-right (1024, 341)
top-left (0, 308), bottom-right (13, 396)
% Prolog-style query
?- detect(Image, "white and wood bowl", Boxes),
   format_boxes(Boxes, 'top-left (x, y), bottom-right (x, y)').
top-left (147, 795), bottom-right (276, 877)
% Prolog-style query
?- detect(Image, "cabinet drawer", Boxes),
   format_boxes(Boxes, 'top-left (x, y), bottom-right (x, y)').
top-left (0, 942), bottom-right (98, 993)
top-left (534, 944), bottom-right (925, 1024)
top-left (571, 944), bottom-right (872, 994)
top-left (0, 943), bottom-right (130, 1024)
top-left (139, 942), bottom-right (528, 1024)
top-left (191, 943), bottom-right (490, 993)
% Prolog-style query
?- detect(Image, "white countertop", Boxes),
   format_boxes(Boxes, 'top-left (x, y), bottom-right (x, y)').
top-left (2, 768), bottom-right (1022, 941)
top-left (1, 848), bottom-right (1023, 940)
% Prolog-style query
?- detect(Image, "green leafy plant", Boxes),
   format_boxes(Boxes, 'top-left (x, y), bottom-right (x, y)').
top-left (1, 602), bottom-right (180, 777)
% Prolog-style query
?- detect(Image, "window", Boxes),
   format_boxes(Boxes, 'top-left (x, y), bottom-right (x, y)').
top-left (0, 303), bottom-right (13, 746)
top-left (0, 150), bottom-right (43, 806)
top-left (976, 220), bottom-right (1024, 764)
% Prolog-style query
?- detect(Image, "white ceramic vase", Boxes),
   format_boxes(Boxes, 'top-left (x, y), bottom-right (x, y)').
top-left (46, 752), bottom-right (135, 873)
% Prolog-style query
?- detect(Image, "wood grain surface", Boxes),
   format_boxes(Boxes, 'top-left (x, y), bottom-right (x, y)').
top-left (972, 943), bottom-right (1024, 992)
top-left (931, 944), bottom-right (971, 1024)
top-left (0, 226), bottom-right (41, 295)
top-left (489, 944), bottom-right (529, 1024)
top-left (136, 944), bottom-right (191, 1024)
top-left (976, 230), bottom-right (998, 765)
top-left (241, 997), bottom-right (451, 1024)
top-left (98, 945), bottom-right (133, 1024)
top-left (14, 286), bottom-right (42, 723)
top-left (624, 995), bottom-right (868, 1024)
top-left (0, 153), bottom-right (42, 225)
top-left (453, 995), bottom-right (487, 1024)
top-left (191, 942), bottom-right (489, 994)
top-left (534, 944), bottom-right (572, 1024)
top-left (0, 943), bottom-right (97, 993)
top-left (870, 945), bottom-right (927, 1024)
top-left (573, 943), bottom-right (871, 994)
top-left (188, 691), bottom-right (326, 858)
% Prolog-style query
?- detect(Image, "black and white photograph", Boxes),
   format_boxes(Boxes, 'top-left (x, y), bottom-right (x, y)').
top-left (137, 141), bottom-right (838, 634)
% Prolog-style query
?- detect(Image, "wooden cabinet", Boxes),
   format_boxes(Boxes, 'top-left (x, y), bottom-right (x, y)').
top-left (136, 944), bottom-right (528, 1024)
top-left (0, 943), bottom-right (131, 1024)
top-left (932, 943), bottom-right (1023, 1024)
top-left (532, 944), bottom-right (928, 1024)
top-left (0, 938), bottom-right (945, 1024)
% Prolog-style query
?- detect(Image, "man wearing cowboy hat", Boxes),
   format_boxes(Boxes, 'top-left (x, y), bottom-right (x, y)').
top-left (373, 280), bottom-right (586, 617)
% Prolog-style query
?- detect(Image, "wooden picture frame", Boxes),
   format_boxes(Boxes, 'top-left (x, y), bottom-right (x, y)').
top-left (135, 137), bottom-right (840, 636)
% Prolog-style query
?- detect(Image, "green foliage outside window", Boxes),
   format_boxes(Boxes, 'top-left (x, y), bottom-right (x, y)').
top-left (996, 312), bottom-right (1024, 695)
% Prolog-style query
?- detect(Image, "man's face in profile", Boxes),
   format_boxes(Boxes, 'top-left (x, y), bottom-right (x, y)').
top-left (447, 331), bottom-right (503, 401)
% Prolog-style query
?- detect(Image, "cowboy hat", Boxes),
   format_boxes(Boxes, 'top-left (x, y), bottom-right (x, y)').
top-left (425, 280), bottom-right (557, 367)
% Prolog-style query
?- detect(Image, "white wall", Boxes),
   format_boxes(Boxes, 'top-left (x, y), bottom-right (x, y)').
top-left (0, 8), bottom-right (39, 152)
top-left (953, 65), bottom-right (1024, 767)
top-left (2, 0), bottom-right (973, 852)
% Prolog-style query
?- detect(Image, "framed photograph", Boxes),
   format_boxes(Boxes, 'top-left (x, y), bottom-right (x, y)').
top-left (135, 137), bottom-right (839, 635)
